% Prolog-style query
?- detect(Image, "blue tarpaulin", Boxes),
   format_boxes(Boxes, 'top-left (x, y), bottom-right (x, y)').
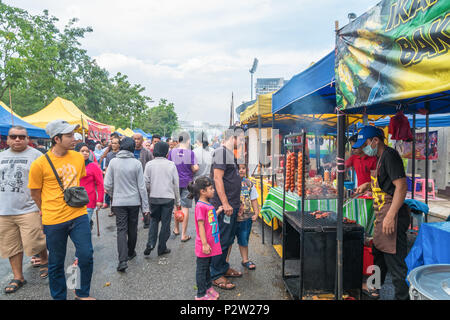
top-left (0, 103), bottom-right (49, 138)
top-left (272, 51), bottom-right (336, 115)
top-left (405, 222), bottom-right (450, 278)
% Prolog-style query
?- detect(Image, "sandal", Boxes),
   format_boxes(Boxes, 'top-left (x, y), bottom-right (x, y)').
top-left (4, 279), bottom-right (27, 294)
top-left (241, 261), bottom-right (256, 270)
top-left (173, 231), bottom-right (180, 236)
top-left (181, 235), bottom-right (191, 242)
top-left (39, 263), bottom-right (49, 279)
top-left (362, 288), bottom-right (380, 300)
top-left (213, 277), bottom-right (235, 290)
top-left (224, 268), bottom-right (243, 278)
top-left (74, 296), bottom-right (97, 300)
top-left (31, 255), bottom-right (41, 268)
top-left (108, 211), bottom-right (115, 217)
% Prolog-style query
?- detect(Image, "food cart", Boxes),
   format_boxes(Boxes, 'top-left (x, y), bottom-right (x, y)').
top-left (334, 0), bottom-right (450, 300)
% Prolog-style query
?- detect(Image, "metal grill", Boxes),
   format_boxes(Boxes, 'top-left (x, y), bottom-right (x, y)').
top-left (286, 210), bottom-right (338, 230)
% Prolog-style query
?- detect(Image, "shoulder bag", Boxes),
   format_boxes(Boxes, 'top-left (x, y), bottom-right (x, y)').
top-left (45, 153), bottom-right (89, 208)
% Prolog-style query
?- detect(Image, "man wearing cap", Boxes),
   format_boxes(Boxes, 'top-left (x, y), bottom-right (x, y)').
top-left (28, 120), bottom-right (95, 300)
top-left (0, 126), bottom-right (49, 294)
top-left (354, 126), bottom-right (409, 300)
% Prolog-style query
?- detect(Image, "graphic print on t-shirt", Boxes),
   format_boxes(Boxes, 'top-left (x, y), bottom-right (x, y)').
top-left (208, 208), bottom-right (220, 244)
top-left (57, 164), bottom-right (78, 189)
top-left (0, 159), bottom-right (28, 193)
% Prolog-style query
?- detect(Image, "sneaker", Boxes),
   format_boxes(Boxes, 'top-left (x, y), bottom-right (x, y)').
top-left (195, 294), bottom-right (214, 300)
top-left (206, 287), bottom-right (219, 300)
top-left (117, 261), bottom-right (128, 272)
top-left (127, 251), bottom-right (137, 261)
top-left (143, 247), bottom-right (154, 257)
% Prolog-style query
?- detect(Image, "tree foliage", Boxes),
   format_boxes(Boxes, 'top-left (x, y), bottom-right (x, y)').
top-left (0, 3), bottom-right (177, 133)
top-left (138, 99), bottom-right (179, 138)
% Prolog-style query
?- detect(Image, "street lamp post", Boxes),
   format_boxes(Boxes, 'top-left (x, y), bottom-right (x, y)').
top-left (249, 58), bottom-right (258, 100)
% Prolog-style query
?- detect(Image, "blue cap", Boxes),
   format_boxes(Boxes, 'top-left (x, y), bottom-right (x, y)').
top-left (352, 126), bottom-right (384, 149)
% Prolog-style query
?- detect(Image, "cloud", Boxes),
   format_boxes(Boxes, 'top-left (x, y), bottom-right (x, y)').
top-left (4, 0), bottom-right (378, 125)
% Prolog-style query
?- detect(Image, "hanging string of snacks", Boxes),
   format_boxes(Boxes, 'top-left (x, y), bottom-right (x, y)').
top-left (285, 151), bottom-right (296, 192)
top-left (297, 152), bottom-right (303, 196)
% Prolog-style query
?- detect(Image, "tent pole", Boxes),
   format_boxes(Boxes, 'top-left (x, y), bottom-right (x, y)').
top-left (315, 130), bottom-right (321, 175)
top-left (411, 113), bottom-right (416, 200)
top-left (9, 87), bottom-right (14, 125)
top-left (281, 144), bottom-right (287, 279)
top-left (258, 113), bottom-right (265, 244)
top-left (425, 108), bottom-right (429, 222)
top-left (271, 114), bottom-right (275, 245)
top-left (299, 130), bottom-right (306, 300)
top-left (336, 112), bottom-right (345, 301)
top-left (335, 18), bottom-right (344, 302)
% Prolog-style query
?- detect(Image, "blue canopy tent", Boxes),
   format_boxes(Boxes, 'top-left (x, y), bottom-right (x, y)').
top-left (273, 51), bottom-right (336, 116)
top-left (236, 99), bottom-right (256, 120)
top-left (0, 103), bottom-right (49, 138)
top-left (333, 0), bottom-right (450, 300)
top-left (134, 128), bottom-right (152, 140)
top-left (359, 113), bottom-right (450, 128)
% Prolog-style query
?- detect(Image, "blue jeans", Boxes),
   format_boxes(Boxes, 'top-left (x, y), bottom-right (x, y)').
top-left (43, 214), bottom-right (94, 300)
top-left (236, 218), bottom-right (253, 247)
top-left (210, 208), bottom-right (239, 281)
top-left (87, 208), bottom-right (94, 222)
top-left (196, 256), bottom-right (212, 297)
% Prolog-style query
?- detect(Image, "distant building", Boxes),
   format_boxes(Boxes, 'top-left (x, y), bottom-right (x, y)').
top-left (177, 120), bottom-right (228, 142)
top-left (255, 78), bottom-right (288, 96)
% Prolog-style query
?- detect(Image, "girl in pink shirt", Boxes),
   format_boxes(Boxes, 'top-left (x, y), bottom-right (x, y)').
top-left (187, 176), bottom-right (223, 300)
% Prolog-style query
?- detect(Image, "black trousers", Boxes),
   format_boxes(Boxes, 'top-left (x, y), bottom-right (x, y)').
top-left (196, 256), bottom-right (212, 297)
top-left (372, 206), bottom-right (410, 300)
top-left (146, 200), bottom-right (174, 255)
top-left (114, 206), bottom-right (140, 263)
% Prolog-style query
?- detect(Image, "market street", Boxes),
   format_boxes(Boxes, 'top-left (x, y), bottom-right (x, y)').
top-left (0, 208), bottom-right (290, 300)
top-left (2, 206), bottom-right (442, 300)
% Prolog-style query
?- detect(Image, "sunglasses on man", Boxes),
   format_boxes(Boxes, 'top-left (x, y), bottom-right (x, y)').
top-left (8, 135), bottom-right (27, 140)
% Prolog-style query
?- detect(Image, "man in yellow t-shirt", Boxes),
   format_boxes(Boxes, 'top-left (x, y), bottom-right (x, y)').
top-left (29, 120), bottom-right (95, 301)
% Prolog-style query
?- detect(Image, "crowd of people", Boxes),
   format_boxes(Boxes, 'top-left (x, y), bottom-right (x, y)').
top-left (0, 120), bottom-right (260, 300)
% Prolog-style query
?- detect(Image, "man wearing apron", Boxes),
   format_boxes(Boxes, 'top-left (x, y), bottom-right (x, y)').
top-left (354, 126), bottom-right (410, 300)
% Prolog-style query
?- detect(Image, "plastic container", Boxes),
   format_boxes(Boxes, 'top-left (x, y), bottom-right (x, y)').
top-left (363, 246), bottom-right (374, 276)
top-left (407, 264), bottom-right (450, 300)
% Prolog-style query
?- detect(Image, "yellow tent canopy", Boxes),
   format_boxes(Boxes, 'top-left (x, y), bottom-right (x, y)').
top-left (23, 97), bottom-right (115, 132)
top-left (124, 128), bottom-right (135, 137)
top-left (240, 92), bottom-right (274, 123)
top-left (117, 128), bottom-right (135, 137)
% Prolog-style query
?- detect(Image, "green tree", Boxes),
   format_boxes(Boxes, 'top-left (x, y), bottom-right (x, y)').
top-left (139, 99), bottom-right (179, 137)
top-left (0, 2), bottom-right (179, 136)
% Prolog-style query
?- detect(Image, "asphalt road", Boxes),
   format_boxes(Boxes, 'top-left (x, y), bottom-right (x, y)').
top-left (0, 208), bottom-right (289, 300)
top-left (2, 210), bottom-right (440, 300)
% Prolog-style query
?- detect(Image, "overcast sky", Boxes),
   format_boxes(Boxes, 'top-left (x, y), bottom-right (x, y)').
top-left (6, 0), bottom-right (378, 125)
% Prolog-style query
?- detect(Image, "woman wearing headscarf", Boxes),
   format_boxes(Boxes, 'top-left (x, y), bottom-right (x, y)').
top-left (75, 143), bottom-right (104, 228)
top-left (104, 137), bottom-right (150, 272)
top-left (93, 143), bottom-right (103, 162)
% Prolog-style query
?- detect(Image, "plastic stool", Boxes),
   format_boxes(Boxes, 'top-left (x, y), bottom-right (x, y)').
top-left (414, 178), bottom-right (436, 200)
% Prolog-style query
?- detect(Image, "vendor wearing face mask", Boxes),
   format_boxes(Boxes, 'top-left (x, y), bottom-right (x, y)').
top-left (354, 126), bottom-right (410, 300)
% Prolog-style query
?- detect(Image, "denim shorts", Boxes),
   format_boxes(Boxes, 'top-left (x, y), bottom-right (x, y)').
top-left (235, 219), bottom-right (253, 247)
top-left (180, 188), bottom-right (193, 208)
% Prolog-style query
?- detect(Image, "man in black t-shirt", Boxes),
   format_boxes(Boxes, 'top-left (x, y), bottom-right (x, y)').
top-left (209, 126), bottom-right (245, 290)
top-left (354, 126), bottom-right (410, 300)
